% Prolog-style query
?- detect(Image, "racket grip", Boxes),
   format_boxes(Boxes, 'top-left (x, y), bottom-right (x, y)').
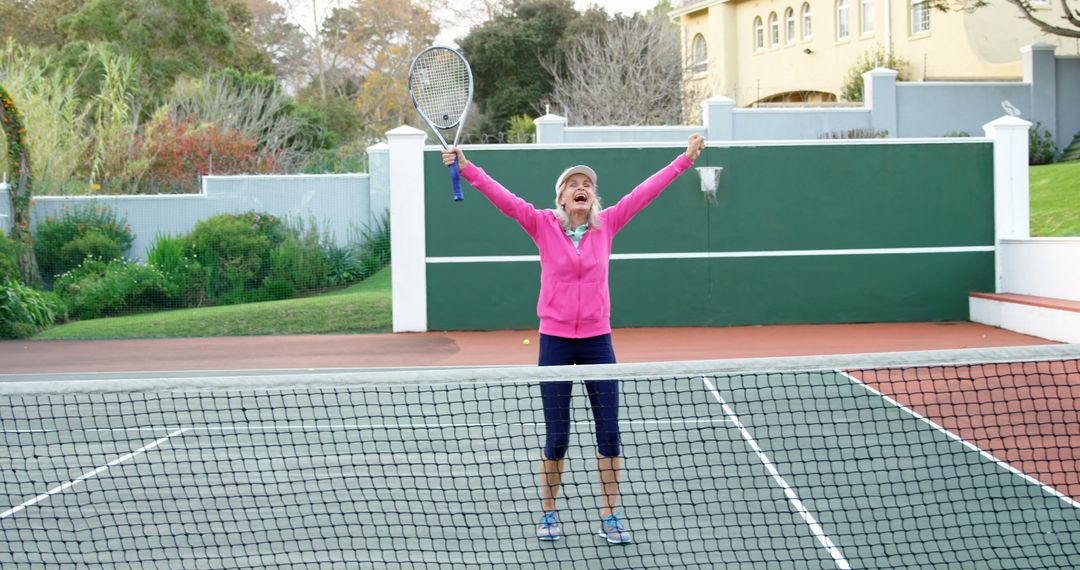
top-left (451, 156), bottom-right (464, 201)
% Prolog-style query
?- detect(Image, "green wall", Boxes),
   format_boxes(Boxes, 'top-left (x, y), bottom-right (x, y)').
top-left (424, 142), bottom-right (994, 331)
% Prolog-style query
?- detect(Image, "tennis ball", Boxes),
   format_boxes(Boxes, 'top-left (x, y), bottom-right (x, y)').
top-left (523, 338), bottom-right (530, 345)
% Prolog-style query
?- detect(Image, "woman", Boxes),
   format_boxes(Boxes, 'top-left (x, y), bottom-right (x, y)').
top-left (441, 134), bottom-right (705, 544)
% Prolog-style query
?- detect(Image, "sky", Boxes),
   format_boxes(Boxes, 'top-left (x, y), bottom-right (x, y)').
top-left (284, 1), bottom-right (668, 47)
top-left (573, 0), bottom-right (663, 16)
top-left (437, 0), bottom-right (666, 44)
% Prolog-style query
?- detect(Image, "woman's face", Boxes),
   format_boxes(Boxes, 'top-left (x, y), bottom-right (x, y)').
top-left (558, 173), bottom-right (595, 218)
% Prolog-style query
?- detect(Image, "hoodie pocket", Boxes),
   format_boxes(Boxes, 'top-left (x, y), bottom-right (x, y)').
top-left (538, 281), bottom-right (574, 321)
top-left (579, 281), bottom-right (609, 322)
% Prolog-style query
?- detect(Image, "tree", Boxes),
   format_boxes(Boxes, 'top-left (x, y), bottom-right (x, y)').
top-left (165, 73), bottom-right (318, 172)
top-left (0, 85), bottom-right (42, 285)
top-left (457, 0), bottom-right (578, 136)
top-left (927, 0), bottom-right (1079, 38)
top-left (840, 45), bottom-right (910, 102)
top-left (276, 0), bottom-right (349, 102)
top-left (314, 0), bottom-right (438, 140)
top-left (57, 0), bottom-right (240, 93)
top-left (543, 13), bottom-right (688, 126)
top-left (213, 0), bottom-right (276, 74)
top-left (245, 0), bottom-right (312, 92)
top-left (0, 0), bottom-right (84, 47)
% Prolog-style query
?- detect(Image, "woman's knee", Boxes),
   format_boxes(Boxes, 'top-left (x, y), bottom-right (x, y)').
top-left (596, 429), bottom-right (621, 458)
top-left (544, 433), bottom-right (571, 460)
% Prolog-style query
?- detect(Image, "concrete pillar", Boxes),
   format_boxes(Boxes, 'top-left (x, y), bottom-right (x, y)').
top-left (983, 115), bottom-right (1032, 293)
top-left (863, 67), bottom-right (898, 137)
top-left (1021, 43), bottom-right (1057, 147)
top-left (534, 113), bottom-right (567, 144)
top-left (701, 96), bottom-right (735, 141)
top-left (387, 125), bottom-right (428, 332)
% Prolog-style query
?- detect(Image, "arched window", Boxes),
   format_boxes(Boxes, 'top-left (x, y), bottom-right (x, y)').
top-left (692, 34), bottom-right (707, 73)
top-left (801, 3), bottom-right (813, 39)
top-left (754, 17), bottom-right (764, 50)
top-left (837, 0), bottom-right (850, 40)
top-left (769, 13), bottom-right (780, 46)
top-left (785, 8), bottom-right (796, 44)
top-left (861, 0), bottom-right (875, 34)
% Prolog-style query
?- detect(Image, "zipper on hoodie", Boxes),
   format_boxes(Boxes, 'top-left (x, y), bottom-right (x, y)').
top-left (574, 230), bottom-right (588, 336)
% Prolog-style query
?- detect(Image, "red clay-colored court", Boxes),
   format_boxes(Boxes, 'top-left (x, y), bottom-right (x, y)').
top-left (0, 321), bottom-right (1059, 374)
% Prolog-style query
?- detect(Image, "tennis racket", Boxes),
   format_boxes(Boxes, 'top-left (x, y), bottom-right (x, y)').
top-left (408, 46), bottom-right (474, 202)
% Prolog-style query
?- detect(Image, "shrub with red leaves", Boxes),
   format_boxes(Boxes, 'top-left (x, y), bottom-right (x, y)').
top-left (139, 118), bottom-right (281, 193)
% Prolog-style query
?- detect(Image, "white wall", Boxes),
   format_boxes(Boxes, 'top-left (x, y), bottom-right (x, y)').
top-left (999, 238), bottom-right (1080, 301)
top-left (1, 174), bottom-right (374, 263)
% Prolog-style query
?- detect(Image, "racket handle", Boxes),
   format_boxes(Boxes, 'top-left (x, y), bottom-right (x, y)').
top-left (451, 156), bottom-right (464, 202)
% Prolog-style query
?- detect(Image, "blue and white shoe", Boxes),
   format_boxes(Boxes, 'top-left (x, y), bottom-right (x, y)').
top-left (598, 513), bottom-right (632, 544)
top-left (537, 511), bottom-right (562, 541)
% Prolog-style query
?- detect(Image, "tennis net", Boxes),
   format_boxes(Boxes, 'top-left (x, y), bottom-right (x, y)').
top-left (2, 345), bottom-right (1078, 568)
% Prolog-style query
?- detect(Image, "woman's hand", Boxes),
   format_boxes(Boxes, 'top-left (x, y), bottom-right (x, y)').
top-left (684, 134), bottom-right (705, 162)
top-left (442, 147), bottom-right (468, 170)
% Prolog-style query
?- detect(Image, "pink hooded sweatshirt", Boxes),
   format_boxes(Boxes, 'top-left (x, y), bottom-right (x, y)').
top-left (460, 153), bottom-right (693, 338)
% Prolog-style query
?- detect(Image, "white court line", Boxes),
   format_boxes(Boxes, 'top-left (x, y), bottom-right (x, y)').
top-left (838, 371), bottom-right (1080, 510)
top-left (2, 417), bottom-right (733, 434)
top-left (702, 377), bottom-right (852, 570)
top-left (0, 428), bottom-right (189, 519)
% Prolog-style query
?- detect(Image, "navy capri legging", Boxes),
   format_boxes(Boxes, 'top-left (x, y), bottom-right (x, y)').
top-left (538, 333), bottom-right (620, 460)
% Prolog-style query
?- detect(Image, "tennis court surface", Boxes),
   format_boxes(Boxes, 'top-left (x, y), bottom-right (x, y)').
top-left (2, 345), bottom-right (1078, 568)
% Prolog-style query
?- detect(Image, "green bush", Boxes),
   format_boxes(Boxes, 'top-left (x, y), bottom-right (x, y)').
top-left (0, 235), bottom-right (22, 283)
top-left (325, 243), bottom-right (363, 286)
top-left (147, 232), bottom-right (208, 306)
top-left (1061, 131), bottom-right (1080, 162)
top-left (1, 280), bottom-right (57, 339)
top-left (356, 216), bottom-right (391, 278)
top-left (819, 128), bottom-right (889, 139)
top-left (266, 234), bottom-right (328, 295)
top-left (53, 258), bottom-right (174, 320)
top-left (59, 230), bottom-right (124, 268)
top-left (1030, 122), bottom-right (1058, 165)
top-left (33, 204), bottom-right (135, 282)
top-left (943, 131), bottom-right (970, 138)
top-left (267, 216), bottom-right (332, 293)
top-left (840, 45), bottom-right (910, 103)
top-left (507, 115), bottom-right (536, 144)
top-left (184, 211), bottom-right (285, 302)
top-left (302, 143), bottom-right (369, 174)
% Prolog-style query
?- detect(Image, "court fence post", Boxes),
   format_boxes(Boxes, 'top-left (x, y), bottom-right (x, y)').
top-left (534, 113), bottom-right (567, 144)
top-left (701, 96), bottom-right (735, 141)
top-left (982, 115), bottom-right (1031, 294)
top-left (863, 67), bottom-right (898, 137)
top-left (388, 125), bottom-right (429, 332)
top-left (1022, 43), bottom-right (1057, 147)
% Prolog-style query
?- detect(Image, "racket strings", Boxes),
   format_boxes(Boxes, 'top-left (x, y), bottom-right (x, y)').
top-left (411, 50), bottom-right (471, 129)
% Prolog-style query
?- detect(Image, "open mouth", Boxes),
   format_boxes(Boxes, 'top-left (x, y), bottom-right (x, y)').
top-left (573, 192), bottom-right (589, 204)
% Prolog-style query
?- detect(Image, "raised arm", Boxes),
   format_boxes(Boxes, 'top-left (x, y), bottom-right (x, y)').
top-left (601, 134), bottom-right (705, 234)
top-left (443, 147), bottom-right (544, 237)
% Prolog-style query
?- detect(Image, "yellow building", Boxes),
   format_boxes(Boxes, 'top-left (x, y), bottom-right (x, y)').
top-left (671, 0), bottom-right (1080, 106)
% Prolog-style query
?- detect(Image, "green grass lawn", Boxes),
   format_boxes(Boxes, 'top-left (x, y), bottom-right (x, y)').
top-left (1030, 160), bottom-right (1080, 237)
top-left (36, 267), bottom-right (392, 340)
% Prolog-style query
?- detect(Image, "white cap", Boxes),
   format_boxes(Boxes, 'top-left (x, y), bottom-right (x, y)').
top-left (554, 165), bottom-right (597, 195)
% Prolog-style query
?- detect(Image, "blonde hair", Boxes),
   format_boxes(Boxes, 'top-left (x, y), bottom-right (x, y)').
top-left (553, 183), bottom-right (603, 231)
